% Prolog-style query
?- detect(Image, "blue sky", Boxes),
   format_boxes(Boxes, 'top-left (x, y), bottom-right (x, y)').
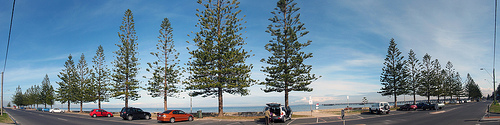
top-left (0, 0), bottom-right (497, 109)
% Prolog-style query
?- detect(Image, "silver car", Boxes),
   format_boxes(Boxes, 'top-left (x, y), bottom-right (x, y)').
top-left (264, 103), bottom-right (292, 122)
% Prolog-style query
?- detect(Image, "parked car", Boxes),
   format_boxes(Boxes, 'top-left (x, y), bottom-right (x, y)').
top-left (418, 102), bottom-right (445, 110)
top-left (399, 104), bottom-right (417, 111)
top-left (90, 109), bottom-right (113, 117)
top-left (157, 110), bottom-right (193, 123)
top-left (36, 108), bottom-right (43, 111)
top-left (42, 108), bottom-right (50, 112)
top-left (436, 103), bottom-right (445, 109)
top-left (264, 103), bottom-right (292, 122)
top-left (369, 102), bottom-right (390, 114)
top-left (120, 107), bottom-right (151, 121)
top-left (50, 108), bottom-right (65, 113)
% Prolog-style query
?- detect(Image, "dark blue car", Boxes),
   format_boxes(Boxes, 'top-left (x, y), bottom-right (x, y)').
top-left (42, 108), bottom-right (50, 112)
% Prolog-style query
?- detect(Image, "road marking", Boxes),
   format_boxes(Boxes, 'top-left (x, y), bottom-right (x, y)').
top-left (429, 111), bottom-right (445, 114)
top-left (57, 118), bottom-right (68, 121)
top-left (287, 119), bottom-right (296, 125)
top-left (357, 115), bottom-right (364, 119)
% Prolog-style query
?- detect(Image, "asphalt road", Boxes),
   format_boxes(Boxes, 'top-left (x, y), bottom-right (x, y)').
top-left (312, 101), bottom-right (496, 125)
top-left (5, 101), bottom-right (498, 125)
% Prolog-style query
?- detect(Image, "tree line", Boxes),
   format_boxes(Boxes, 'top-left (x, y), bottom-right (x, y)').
top-left (12, 75), bottom-right (55, 108)
top-left (380, 38), bottom-right (482, 108)
top-left (11, 0), bottom-right (318, 117)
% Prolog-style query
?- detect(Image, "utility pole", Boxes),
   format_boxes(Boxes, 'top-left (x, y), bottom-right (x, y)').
top-left (494, 0), bottom-right (497, 105)
top-left (1, 72), bottom-right (3, 116)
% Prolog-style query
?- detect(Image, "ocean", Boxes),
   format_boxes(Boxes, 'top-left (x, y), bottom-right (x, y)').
top-left (63, 104), bottom-right (369, 113)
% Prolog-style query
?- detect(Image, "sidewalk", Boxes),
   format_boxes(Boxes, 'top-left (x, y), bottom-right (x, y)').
top-left (484, 112), bottom-right (500, 119)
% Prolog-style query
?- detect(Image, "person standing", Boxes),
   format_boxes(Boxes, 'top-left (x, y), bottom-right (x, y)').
top-left (265, 109), bottom-right (270, 125)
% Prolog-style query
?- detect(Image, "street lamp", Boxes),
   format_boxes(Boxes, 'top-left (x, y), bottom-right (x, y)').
top-left (481, 68), bottom-right (496, 104)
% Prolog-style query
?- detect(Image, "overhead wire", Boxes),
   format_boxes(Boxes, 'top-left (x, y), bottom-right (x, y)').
top-left (3, 0), bottom-right (15, 72)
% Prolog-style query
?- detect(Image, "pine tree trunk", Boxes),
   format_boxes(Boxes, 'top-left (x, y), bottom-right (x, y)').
top-left (437, 96), bottom-right (440, 103)
top-left (427, 96), bottom-right (430, 103)
top-left (413, 92), bottom-right (416, 105)
top-left (218, 87), bottom-right (223, 117)
top-left (67, 102), bottom-right (70, 112)
top-left (164, 92), bottom-right (168, 111)
top-left (98, 81), bottom-right (101, 109)
top-left (285, 89), bottom-right (289, 107)
top-left (80, 101), bottom-right (83, 113)
top-left (125, 79), bottom-right (129, 108)
top-left (394, 93), bottom-right (398, 108)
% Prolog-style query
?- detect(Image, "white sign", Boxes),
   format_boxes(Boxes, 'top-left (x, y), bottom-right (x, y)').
top-left (309, 96), bottom-right (313, 105)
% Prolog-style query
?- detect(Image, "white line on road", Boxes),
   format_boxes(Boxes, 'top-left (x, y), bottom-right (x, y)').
top-left (287, 119), bottom-right (296, 125)
top-left (57, 118), bottom-right (68, 121)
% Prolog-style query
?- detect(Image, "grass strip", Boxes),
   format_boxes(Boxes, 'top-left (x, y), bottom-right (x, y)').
top-left (490, 103), bottom-right (500, 113)
top-left (0, 113), bottom-right (14, 124)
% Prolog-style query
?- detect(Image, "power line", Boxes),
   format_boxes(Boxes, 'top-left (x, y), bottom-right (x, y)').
top-left (3, 0), bottom-right (15, 72)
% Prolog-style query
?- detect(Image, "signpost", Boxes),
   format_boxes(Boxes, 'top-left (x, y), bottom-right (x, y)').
top-left (309, 96), bottom-right (313, 116)
top-left (347, 96), bottom-right (349, 112)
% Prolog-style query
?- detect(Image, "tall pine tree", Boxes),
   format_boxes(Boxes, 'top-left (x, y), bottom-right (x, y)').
top-left (112, 9), bottom-right (141, 108)
top-left (418, 53), bottom-right (437, 103)
top-left (145, 17), bottom-right (181, 111)
top-left (92, 45), bottom-right (110, 109)
top-left (186, 0), bottom-right (254, 117)
top-left (41, 74), bottom-right (55, 108)
top-left (76, 53), bottom-right (94, 112)
top-left (260, 0), bottom-right (318, 107)
top-left (12, 85), bottom-right (24, 106)
top-left (379, 38), bottom-right (406, 108)
top-left (431, 59), bottom-right (443, 102)
top-left (57, 54), bottom-right (78, 111)
top-left (404, 49), bottom-right (420, 104)
top-left (465, 73), bottom-right (482, 100)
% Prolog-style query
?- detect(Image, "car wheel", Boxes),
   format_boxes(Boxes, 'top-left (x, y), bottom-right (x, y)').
top-left (144, 115), bottom-right (150, 120)
top-left (107, 114), bottom-right (111, 117)
top-left (93, 114), bottom-right (97, 118)
top-left (188, 116), bottom-right (193, 121)
top-left (127, 115), bottom-right (133, 121)
top-left (170, 118), bottom-right (175, 123)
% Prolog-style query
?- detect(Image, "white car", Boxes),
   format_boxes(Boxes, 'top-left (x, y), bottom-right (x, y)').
top-left (264, 103), bottom-right (292, 122)
top-left (369, 102), bottom-right (390, 114)
top-left (50, 108), bottom-right (65, 113)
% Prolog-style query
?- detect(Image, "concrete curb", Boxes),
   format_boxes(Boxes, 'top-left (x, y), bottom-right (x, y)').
top-left (5, 111), bottom-right (17, 125)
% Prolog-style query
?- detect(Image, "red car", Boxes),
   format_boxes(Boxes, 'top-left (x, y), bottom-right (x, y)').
top-left (399, 104), bottom-right (417, 111)
top-left (157, 110), bottom-right (193, 123)
top-left (90, 109), bottom-right (114, 117)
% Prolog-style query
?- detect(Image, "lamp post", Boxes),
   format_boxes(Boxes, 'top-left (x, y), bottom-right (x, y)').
top-left (481, 68), bottom-right (496, 104)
